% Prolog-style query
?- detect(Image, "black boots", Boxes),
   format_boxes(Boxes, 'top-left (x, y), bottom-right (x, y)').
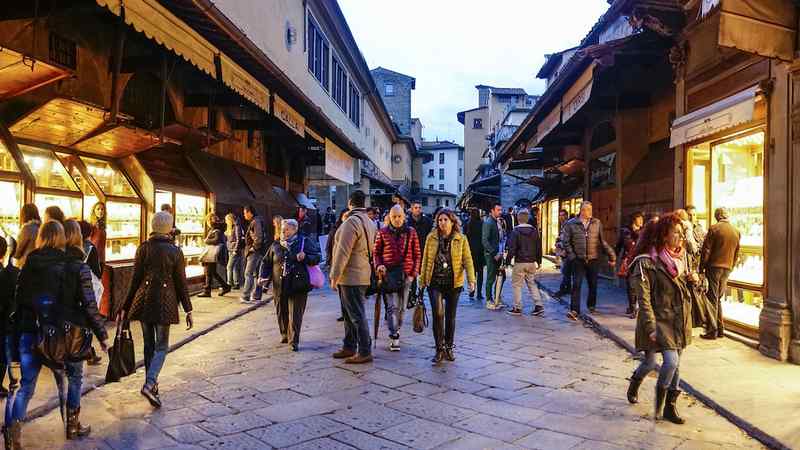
top-left (4, 421), bottom-right (21, 450)
top-left (66, 408), bottom-right (91, 439)
top-left (654, 386), bottom-right (685, 424)
top-left (627, 374), bottom-right (643, 404)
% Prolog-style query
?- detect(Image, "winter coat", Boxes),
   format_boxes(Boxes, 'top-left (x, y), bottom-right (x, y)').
top-left (245, 215), bottom-right (268, 256)
top-left (407, 213), bottom-right (433, 250)
top-left (506, 224), bottom-right (542, 265)
top-left (90, 224), bottom-right (107, 264)
top-left (465, 217), bottom-right (486, 267)
top-left (329, 209), bottom-right (377, 287)
top-left (201, 223), bottom-right (228, 265)
top-left (481, 216), bottom-right (503, 260)
top-left (0, 263), bottom-right (19, 335)
top-left (700, 220), bottom-right (741, 271)
top-left (298, 215), bottom-right (316, 238)
top-left (561, 217), bottom-right (616, 263)
top-left (225, 221), bottom-right (244, 256)
top-left (260, 235), bottom-right (321, 299)
top-left (123, 234), bottom-right (192, 325)
top-left (615, 226), bottom-right (639, 261)
top-left (15, 247), bottom-right (107, 341)
top-left (628, 253), bottom-right (693, 352)
top-left (420, 231), bottom-right (476, 289)
top-left (82, 240), bottom-right (102, 278)
top-left (373, 225), bottom-right (421, 278)
top-left (13, 220), bottom-right (40, 268)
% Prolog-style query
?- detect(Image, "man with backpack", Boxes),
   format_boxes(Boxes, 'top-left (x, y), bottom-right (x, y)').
top-left (240, 205), bottom-right (268, 304)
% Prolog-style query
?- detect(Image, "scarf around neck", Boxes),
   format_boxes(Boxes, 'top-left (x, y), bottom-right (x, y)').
top-left (280, 233), bottom-right (299, 250)
top-left (657, 246), bottom-right (685, 278)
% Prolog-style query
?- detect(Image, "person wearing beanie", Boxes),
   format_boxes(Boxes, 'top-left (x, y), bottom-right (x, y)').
top-left (120, 211), bottom-right (193, 408)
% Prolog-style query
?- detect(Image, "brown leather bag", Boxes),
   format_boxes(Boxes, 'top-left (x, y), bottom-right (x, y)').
top-left (413, 303), bottom-right (428, 333)
top-left (36, 321), bottom-right (93, 370)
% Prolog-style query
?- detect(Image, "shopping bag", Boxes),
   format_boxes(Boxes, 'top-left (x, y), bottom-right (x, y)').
top-left (307, 264), bottom-right (325, 289)
top-left (105, 321), bottom-right (136, 383)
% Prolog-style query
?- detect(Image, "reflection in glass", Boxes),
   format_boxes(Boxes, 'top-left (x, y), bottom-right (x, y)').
top-left (20, 146), bottom-right (79, 191)
top-left (0, 143), bottom-right (20, 173)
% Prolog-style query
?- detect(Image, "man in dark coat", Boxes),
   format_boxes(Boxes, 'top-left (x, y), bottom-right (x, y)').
top-left (482, 203), bottom-right (505, 309)
top-left (406, 201), bottom-right (433, 249)
top-left (700, 207), bottom-right (741, 339)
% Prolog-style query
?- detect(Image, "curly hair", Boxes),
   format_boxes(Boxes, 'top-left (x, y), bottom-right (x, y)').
top-left (434, 209), bottom-right (461, 235)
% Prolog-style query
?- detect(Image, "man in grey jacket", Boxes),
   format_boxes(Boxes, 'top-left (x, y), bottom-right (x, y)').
top-left (330, 190), bottom-right (377, 364)
top-left (561, 201), bottom-right (615, 320)
top-left (482, 203), bottom-right (505, 310)
top-left (240, 205), bottom-right (266, 304)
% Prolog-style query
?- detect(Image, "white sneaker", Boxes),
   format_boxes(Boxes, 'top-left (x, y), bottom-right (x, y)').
top-left (389, 338), bottom-right (400, 352)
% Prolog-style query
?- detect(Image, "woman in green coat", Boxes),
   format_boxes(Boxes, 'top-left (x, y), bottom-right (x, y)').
top-left (625, 213), bottom-right (695, 425)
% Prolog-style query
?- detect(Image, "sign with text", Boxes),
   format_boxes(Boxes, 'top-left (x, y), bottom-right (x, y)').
top-left (325, 138), bottom-right (355, 184)
top-left (273, 94), bottom-right (305, 137)
top-left (536, 103), bottom-right (561, 145)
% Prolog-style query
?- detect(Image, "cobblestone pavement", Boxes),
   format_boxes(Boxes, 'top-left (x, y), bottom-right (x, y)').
top-left (19, 283), bottom-right (764, 450)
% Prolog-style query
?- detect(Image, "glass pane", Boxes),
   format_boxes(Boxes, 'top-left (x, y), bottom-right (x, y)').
top-left (19, 145), bottom-right (79, 191)
top-left (56, 154), bottom-right (93, 195)
top-left (106, 201), bottom-right (141, 261)
top-left (80, 156), bottom-right (138, 198)
top-left (711, 132), bottom-right (764, 286)
top-left (687, 143), bottom-right (711, 231)
top-left (0, 181), bottom-right (21, 240)
top-left (174, 193), bottom-right (205, 257)
top-left (547, 199), bottom-right (558, 254)
top-left (34, 193), bottom-right (81, 220)
top-left (155, 190), bottom-right (173, 214)
top-left (0, 142), bottom-right (20, 173)
top-left (83, 195), bottom-right (99, 221)
top-left (721, 286), bottom-right (763, 329)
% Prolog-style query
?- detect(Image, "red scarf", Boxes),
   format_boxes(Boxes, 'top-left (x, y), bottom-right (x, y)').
top-left (658, 246), bottom-right (685, 278)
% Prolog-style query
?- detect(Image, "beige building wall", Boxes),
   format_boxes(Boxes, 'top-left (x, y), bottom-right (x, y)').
top-left (463, 108), bottom-right (488, 183)
top-left (391, 142), bottom-right (413, 183)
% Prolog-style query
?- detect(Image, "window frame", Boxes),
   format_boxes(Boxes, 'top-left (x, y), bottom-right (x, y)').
top-left (348, 81), bottom-right (361, 127)
top-left (385, 83), bottom-right (395, 96)
top-left (473, 118), bottom-right (483, 129)
top-left (439, 168), bottom-right (444, 180)
top-left (306, 13), bottom-right (330, 92)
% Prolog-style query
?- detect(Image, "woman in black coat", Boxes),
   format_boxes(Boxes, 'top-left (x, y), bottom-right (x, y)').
top-left (199, 213), bottom-right (230, 297)
top-left (260, 219), bottom-right (321, 351)
top-left (465, 209), bottom-right (486, 300)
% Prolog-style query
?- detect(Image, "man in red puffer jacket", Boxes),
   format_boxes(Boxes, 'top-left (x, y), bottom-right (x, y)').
top-left (374, 205), bottom-right (421, 352)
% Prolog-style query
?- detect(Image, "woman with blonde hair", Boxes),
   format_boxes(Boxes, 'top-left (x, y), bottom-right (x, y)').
top-left (199, 212), bottom-right (230, 298)
top-left (272, 215), bottom-right (284, 241)
top-left (6, 220), bottom-right (108, 446)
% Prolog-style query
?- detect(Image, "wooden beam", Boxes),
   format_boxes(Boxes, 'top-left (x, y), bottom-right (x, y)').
top-left (183, 93), bottom-right (246, 108)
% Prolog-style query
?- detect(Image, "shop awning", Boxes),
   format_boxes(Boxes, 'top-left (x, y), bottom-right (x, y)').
top-left (535, 103), bottom-right (562, 146)
top-left (186, 151), bottom-right (255, 208)
top-left (73, 124), bottom-right (160, 157)
top-left (96, 0), bottom-right (218, 78)
top-left (273, 186), bottom-right (299, 211)
top-left (218, 53), bottom-right (270, 113)
top-left (295, 193), bottom-right (316, 209)
top-left (233, 165), bottom-right (282, 208)
top-left (325, 138), bottom-right (355, 184)
top-left (10, 98), bottom-right (108, 146)
top-left (136, 144), bottom-right (206, 196)
top-left (716, 0), bottom-right (797, 62)
top-left (0, 48), bottom-right (71, 101)
top-left (561, 63), bottom-right (595, 123)
top-left (273, 94), bottom-right (306, 137)
top-left (669, 86), bottom-right (758, 147)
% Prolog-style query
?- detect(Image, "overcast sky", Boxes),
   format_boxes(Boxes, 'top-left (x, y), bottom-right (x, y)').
top-left (338, 1), bottom-right (611, 145)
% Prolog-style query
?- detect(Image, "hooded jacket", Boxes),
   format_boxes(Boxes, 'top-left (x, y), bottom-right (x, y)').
top-left (506, 224), bottom-right (543, 266)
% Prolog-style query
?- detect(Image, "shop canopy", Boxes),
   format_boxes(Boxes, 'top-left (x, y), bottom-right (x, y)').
top-left (186, 150), bottom-right (256, 209)
top-left (670, 86), bottom-right (759, 147)
top-left (712, 0), bottom-right (797, 62)
top-left (233, 164), bottom-right (281, 211)
top-left (218, 53), bottom-right (270, 113)
top-left (96, 0), bottom-right (219, 78)
top-left (0, 48), bottom-right (71, 101)
top-left (136, 144), bottom-right (206, 196)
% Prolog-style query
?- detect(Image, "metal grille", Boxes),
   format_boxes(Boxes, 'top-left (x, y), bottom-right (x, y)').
top-left (49, 33), bottom-right (76, 70)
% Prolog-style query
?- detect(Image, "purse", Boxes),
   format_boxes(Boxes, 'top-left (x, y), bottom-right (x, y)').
top-left (379, 230), bottom-right (410, 294)
top-left (300, 238), bottom-right (325, 289)
top-left (36, 320), bottom-right (93, 370)
top-left (356, 217), bottom-right (380, 296)
top-left (413, 288), bottom-right (428, 333)
top-left (105, 321), bottom-right (136, 383)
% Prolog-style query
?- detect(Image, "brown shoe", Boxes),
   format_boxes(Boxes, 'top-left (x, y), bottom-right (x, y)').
top-left (332, 348), bottom-right (356, 359)
top-left (344, 354), bottom-right (373, 364)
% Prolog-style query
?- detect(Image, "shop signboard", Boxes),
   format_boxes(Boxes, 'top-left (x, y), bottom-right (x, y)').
top-left (590, 152), bottom-right (616, 189)
top-left (325, 138), bottom-right (355, 184)
top-left (273, 94), bottom-right (305, 137)
top-left (536, 104), bottom-right (561, 145)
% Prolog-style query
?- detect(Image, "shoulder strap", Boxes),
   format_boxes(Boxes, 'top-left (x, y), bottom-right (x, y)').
top-left (354, 216), bottom-right (372, 260)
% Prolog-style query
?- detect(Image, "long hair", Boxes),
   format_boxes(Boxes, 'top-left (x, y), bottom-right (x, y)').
top-left (63, 219), bottom-right (85, 256)
top-left (631, 212), bottom-right (681, 257)
top-left (434, 209), bottom-right (461, 235)
top-left (630, 219), bottom-right (660, 258)
top-left (89, 201), bottom-right (106, 229)
top-left (21, 203), bottom-right (40, 224)
top-left (35, 220), bottom-right (66, 250)
top-left (272, 215), bottom-right (284, 241)
top-left (225, 213), bottom-right (238, 238)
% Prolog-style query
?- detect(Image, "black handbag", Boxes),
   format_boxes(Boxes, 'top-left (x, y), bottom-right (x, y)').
top-left (356, 217), bottom-right (380, 296)
top-left (379, 230), bottom-right (410, 294)
top-left (36, 320), bottom-right (93, 370)
top-left (283, 238), bottom-right (312, 296)
top-left (106, 321), bottom-right (136, 383)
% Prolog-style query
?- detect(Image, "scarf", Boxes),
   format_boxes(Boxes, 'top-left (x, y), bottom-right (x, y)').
top-left (658, 246), bottom-right (685, 278)
top-left (280, 233), bottom-right (298, 250)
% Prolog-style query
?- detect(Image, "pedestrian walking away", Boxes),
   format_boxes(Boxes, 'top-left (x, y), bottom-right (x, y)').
top-left (554, 209), bottom-right (572, 297)
top-left (199, 212), bottom-right (231, 298)
top-left (0, 236), bottom-right (19, 400)
top-left (79, 219), bottom-right (104, 366)
top-left (625, 212), bottom-right (694, 425)
top-left (374, 205), bottom-right (421, 352)
top-left (260, 219), bottom-right (321, 351)
top-left (13, 204), bottom-right (41, 270)
top-left (121, 211), bottom-right (193, 409)
top-left (700, 207), bottom-right (740, 340)
top-left (224, 212), bottom-right (245, 290)
top-left (7, 220), bottom-right (109, 447)
top-left (240, 205), bottom-right (268, 304)
top-left (561, 201), bottom-right (616, 320)
top-left (505, 209), bottom-right (544, 317)
top-left (420, 209), bottom-right (476, 364)
top-left (616, 211), bottom-right (644, 318)
top-left (329, 190), bottom-right (377, 364)
top-left (465, 209), bottom-right (485, 301)
top-left (482, 202), bottom-right (505, 309)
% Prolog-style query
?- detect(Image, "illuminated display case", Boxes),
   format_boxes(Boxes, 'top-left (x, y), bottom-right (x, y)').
top-left (545, 199), bottom-right (559, 255)
top-left (687, 130), bottom-right (764, 329)
top-left (0, 143), bottom-right (23, 242)
top-left (21, 145), bottom-right (84, 219)
top-left (155, 190), bottom-right (207, 278)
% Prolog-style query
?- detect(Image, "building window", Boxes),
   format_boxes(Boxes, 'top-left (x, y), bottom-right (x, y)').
top-left (307, 15), bottom-right (329, 91)
top-left (428, 184), bottom-right (434, 190)
top-left (439, 169), bottom-right (444, 180)
top-left (428, 169), bottom-right (434, 177)
top-left (331, 56), bottom-right (347, 111)
top-left (439, 184), bottom-right (444, 191)
top-left (445, 199), bottom-right (450, 207)
top-left (459, 151), bottom-right (464, 161)
top-left (473, 118), bottom-right (483, 129)
top-left (458, 168), bottom-right (463, 177)
top-left (385, 83), bottom-right (394, 96)
top-left (458, 184), bottom-right (462, 192)
top-left (439, 153), bottom-right (445, 164)
top-left (436, 198), bottom-right (441, 207)
top-left (348, 81), bottom-right (360, 127)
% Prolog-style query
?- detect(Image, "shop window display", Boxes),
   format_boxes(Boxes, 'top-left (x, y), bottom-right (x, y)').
top-left (0, 181), bottom-right (21, 239)
top-left (546, 199), bottom-right (559, 254)
top-left (155, 190), bottom-right (206, 278)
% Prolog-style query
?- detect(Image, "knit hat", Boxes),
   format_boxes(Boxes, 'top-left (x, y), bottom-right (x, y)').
top-left (151, 211), bottom-right (173, 235)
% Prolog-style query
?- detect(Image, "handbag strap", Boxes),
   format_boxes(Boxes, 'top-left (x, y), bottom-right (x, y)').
top-left (354, 216), bottom-right (373, 261)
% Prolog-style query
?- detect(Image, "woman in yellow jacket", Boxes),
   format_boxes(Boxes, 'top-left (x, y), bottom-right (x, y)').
top-left (420, 209), bottom-right (476, 364)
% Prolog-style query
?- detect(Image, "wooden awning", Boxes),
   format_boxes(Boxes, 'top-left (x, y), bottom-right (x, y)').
top-left (10, 98), bottom-right (107, 146)
top-left (561, 63), bottom-right (595, 123)
top-left (0, 48), bottom-right (71, 101)
top-left (96, 0), bottom-right (218, 78)
top-left (535, 103), bottom-right (562, 146)
top-left (717, 0), bottom-right (797, 62)
top-left (218, 53), bottom-right (269, 113)
top-left (72, 124), bottom-right (160, 157)
top-left (273, 94), bottom-right (305, 137)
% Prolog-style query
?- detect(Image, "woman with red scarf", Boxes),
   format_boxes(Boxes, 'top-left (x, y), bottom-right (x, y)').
top-left (624, 212), bottom-right (695, 425)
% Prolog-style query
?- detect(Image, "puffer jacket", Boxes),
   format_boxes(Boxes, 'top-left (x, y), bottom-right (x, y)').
top-left (561, 217), bottom-right (616, 262)
top-left (14, 247), bottom-right (107, 341)
top-left (123, 234), bottom-right (192, 325)
top-left (329, 209), bottom-right (377, 287)
top-left (373, 225), bottom-right (421, 277)
top-left (506, 224), bottom-right (542, 265)
top-left (260, 235), bottom-right (321, 299)
top-left (420, 231), bottom-right (476, 289)
top-left (628, 253), bottom-right (693, 352)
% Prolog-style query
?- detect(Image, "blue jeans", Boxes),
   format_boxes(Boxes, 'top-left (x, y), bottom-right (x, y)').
top-left (7, 333), bottom-right (41, 423)
top-left (65, 360), bottom-right (84, 409)
top-left (241, 251), bottom-right (265, 301)
top-left (141, 322), bottom-right (170, 389)
top-left (383, 280), bottom-right (411, 338)
top-left (339, 286), bottom-right (371, 356)
top-left (633, 349), bottom-right (681, 389)
top-left (559, 257), bottom-right (573, 292)
top-left (226, 253), bottom-right (243, 287)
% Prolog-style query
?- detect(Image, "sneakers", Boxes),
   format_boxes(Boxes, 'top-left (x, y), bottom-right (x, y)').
top-left (389, 337), bottom-right (400, 352)
top-left (566, 310), bottom-right (579, 321)
top-left (507, 307), bottom-right (522, 316)
top-left (532, 305), bottom-right (545, 316)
